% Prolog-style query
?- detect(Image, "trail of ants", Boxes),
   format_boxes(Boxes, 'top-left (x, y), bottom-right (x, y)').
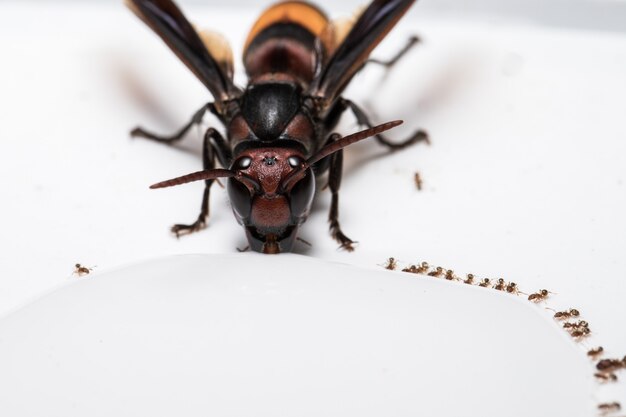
top-left (381, 256), bottom-right (626, 412)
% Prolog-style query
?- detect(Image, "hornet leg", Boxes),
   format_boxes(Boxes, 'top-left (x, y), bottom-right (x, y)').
top-left (170, 128), bottom-right (223, 237)
top-left (327, 133), bottom-right (356, 251)
top-left (341, 98), bottom-right (429, 150)
top-left (366, 35), bottom-right (420, 68)
top-left (130, 104), bottom-right (209, 143)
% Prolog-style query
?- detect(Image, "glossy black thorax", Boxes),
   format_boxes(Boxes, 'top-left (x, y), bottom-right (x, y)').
top-left (229, 80), bottom-right (321, 159)
top-left (241, 83), bottom-right (300, 141)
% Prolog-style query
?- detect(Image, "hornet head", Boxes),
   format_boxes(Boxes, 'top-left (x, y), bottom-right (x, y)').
top-left (227, 147), bottom-right (314, 253)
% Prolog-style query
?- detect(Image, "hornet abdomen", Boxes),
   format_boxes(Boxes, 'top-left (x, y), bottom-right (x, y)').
top-left (243, 1), bottom-right (332, 84)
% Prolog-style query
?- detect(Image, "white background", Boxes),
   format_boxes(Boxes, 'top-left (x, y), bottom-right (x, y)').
top-left (0, 0), bottom-right (625, 413)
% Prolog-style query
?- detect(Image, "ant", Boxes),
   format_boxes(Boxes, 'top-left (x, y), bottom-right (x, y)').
top-left (563, 320), bottom-right (588, 330)
top-left (598, 402), bottom-right (621, 414)
top-left (444, 270), bottom-right (458, 281)
top-left (494, 278), bottom-right (507, 291)
top-left (587, 346), bottom-right (604, 359)
top-left (402, 264), bottom-right (419, 273)
top-left (493, 278), bottom-right (506, 291)
top-left (527, 289), bottom-right (553, 303)
top-left (596, 356), bottom-right (626, 372)
top-left (416, 262), bottom-right (430, 274)
top-left (384, 257), bottom-right (398, 270)
top-left (478, 278), bottom-right (492, 288)
top-left (464, 274), bottom-right (475, 285)
top-left (428, 266), bottom-right (444, 278)
top-left (547, 308), bottom-right (580, 320)
top-left (73, 263), bottom-right (93, 277)
top-left (569, 327), bottom-right (591, 339)
top-left (414, 172), bottom-right (423, 191)
top-left (505, 282), bottom-right (522, 295)
top-left (595, 372), bottom-right (618, 383)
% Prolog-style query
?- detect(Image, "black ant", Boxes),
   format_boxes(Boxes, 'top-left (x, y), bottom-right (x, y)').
top-left (464, 274), bottom-right (475, 285)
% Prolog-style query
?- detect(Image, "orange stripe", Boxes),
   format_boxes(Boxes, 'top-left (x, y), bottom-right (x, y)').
top-left (244, 1), bottom-right (329, 54)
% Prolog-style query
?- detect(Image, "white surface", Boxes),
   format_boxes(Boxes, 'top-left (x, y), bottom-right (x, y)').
top-left (0, 0), bottom-right (625, 412)
top-left (0, 254), bottom-right (591, 417)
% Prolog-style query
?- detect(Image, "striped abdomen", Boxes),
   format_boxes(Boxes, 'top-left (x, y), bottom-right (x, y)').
top-left (243, 2), bottom-right (332, 85)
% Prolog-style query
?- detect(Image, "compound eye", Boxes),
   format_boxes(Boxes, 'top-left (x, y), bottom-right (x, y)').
top-left (288, 156), bottom-right (302, 168)
top-left (289, 168), bottom-right (315, 219)
top-left (227, 178), bottom-right (252, 220)
top-left (236, 157), bottom-right (252, 170)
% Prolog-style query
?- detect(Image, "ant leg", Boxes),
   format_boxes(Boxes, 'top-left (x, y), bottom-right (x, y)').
top-left (170, 128), bottom-right (221, 237)
top-left (327, 134), bottom-right (356, 251)
top-left (366, 35), bottom-right (420, 69)
top-left (341, 98), bottom-right (429, 150)
top-left (130, 103), bottom-right (209, 143)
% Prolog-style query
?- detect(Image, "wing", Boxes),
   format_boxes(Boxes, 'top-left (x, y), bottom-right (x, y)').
top-left (197, 29), bottom-right (234, 80)
top-left (309, 0), bottom-right (415, 112)
top-left (126, 0), bottom-right (240, 103)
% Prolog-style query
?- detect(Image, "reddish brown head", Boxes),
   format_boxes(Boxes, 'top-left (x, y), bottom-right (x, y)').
top-left (227, 147), bottom-right (314, 253)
